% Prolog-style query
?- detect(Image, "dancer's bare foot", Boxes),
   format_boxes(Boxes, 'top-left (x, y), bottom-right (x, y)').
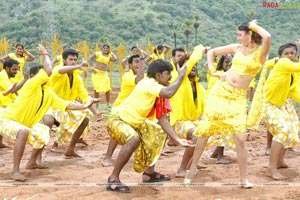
top-left (25, 163), bottom-right (48, 169)
top-left (216, 157), bottom-right (231, 165)
top-left (267, 168), bottom-right (287, 180)
top-left (50, 146), bottom-right (64, 153)
top-left (64, 151), bottom-right (81, 159)
top-left (11, 173), bottom-right (27, 182)
top-left (167, 138), bottom-right (178, 146)
top-left (277, 161), bottom-right (288, 169)
top-left (77, 138), bottom-right (88, 146)
top-left (196, 164), bottom-right (207, 169)
top-left (101, 158), bottom-right (114, 167)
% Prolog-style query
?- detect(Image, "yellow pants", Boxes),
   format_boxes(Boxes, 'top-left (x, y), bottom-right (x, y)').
top-left (106, 115), bottom-right (167, 173)
top-left (46, 107), bottom-right (93, 144)
top-left (265, 99), bottom-right (299, 148)
top-left (0, 119), bottom-right (50, 149)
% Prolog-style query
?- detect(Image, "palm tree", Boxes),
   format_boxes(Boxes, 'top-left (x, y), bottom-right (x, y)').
top-left (193, 15), bottom-right (200, 45)
top-left (173, 24), bottom-right (178, 48)
top-left (184, 20), bottom-right (192, 51)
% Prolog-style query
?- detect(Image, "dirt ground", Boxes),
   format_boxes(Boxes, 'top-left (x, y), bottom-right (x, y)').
top-left (1, 88), bottom-right (300, 200)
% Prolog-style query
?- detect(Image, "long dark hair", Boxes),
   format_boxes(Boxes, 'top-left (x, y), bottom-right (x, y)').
top-left (238, 22), bottom-right (262, 45)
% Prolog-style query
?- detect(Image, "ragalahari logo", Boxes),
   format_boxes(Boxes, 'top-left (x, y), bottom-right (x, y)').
top-left (262, 1), bottom-right (300, 10)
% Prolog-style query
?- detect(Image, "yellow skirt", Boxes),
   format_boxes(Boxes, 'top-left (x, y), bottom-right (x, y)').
top-left (265, 99), bottom-right (299, 148)
top-left (194, 80), bottom-right (247, 137)
top-left (91, 69), bottom-right (111, 93)
top-left (106, 115), bottom-right (167, 173)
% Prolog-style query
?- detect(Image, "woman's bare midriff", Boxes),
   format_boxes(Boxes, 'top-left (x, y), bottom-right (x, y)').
top-left (225, 70), bottom-right (253, 89)
top-left (94, 62), bottom-right (107, 71)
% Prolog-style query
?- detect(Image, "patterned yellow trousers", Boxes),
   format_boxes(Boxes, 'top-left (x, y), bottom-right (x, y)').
top-left (106, 115), bottom-right (167, 173)
top-left (265, 99), bottom-right (299, 148)
top-left (46, 107), bottom-right (93, 144)
top-left (0, 119), bottom-right (50, 149)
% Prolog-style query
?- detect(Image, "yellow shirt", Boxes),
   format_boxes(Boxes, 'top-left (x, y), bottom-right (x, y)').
top-left (231, 46), bottom-right (262, 78)
top-left (113, 77), bottom-right (164, 128)
top-left (0, 70), bottom-right (16, 106)
top-left (54, 55), bottom-right (64, 67)
top-left (150, 53), bottom-right (165, 61)
top-left (113, 70), bottom-right (136, 108)
top-left (8, 53), bottom-right (28, 72)
top-left (8, 53), bottom-right (28, 82)
top-left (265, 58), bottom-right (300, 106)
top-left (206, 58), bottom-right (219, 82)
top-left (49, 66), bottom-right (90, 103)
top-left (169, 44), bottom-right (206, 125)
top-left (95, 51), bottom-right (112, 65)
top-left (0, 69), bottom-right (70, 127)
top-left (0, 94), bottom-right (12, 107)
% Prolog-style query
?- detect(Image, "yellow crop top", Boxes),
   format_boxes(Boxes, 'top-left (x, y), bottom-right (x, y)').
top-left (231, 46), bottom-right (262, 78)
top-left (95, 51), bottom-right (112, 65)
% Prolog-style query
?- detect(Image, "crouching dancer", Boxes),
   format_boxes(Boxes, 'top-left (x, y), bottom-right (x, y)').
top-left (0, 45), bottom-right (100, 181)
top-left (105, 59), bottom-right (194, 193)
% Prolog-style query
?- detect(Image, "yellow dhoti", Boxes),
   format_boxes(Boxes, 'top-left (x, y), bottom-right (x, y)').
top-left (106, 115), bottom-right (167, 173)
top-left (0, 119), bottom-right (50, 149)
top-left (46, 107), bottom-right (93, 144)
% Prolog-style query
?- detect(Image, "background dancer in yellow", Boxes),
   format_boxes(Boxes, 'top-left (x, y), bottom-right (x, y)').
top-left (264, 43), bottom-right (300, 180)
top-left (88, 44), bottom-right (118, 107)
top-left (52, 45), bottom-right (70, 67)
top-left (43, 48), bottom-right (102, 158)
top-left (145, 44), bottom-right (170, 65)
top-left (0, 59), bottom-right (29, 148)
top-left (120, 45), bottom-right (147, 71)
top-left (0, 45), bottom-right (100, 181)
top-left (185, 20), bottom-right (271, 188)
top-left (0, 43), bottom-right (35, 82)
top-left (168, 46), bottom-right (207, 177)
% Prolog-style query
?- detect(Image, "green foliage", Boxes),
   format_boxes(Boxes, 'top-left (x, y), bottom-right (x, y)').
top-left (1, 0), bottom-right (300, 84)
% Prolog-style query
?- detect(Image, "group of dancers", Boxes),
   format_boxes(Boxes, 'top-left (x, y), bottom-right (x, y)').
top-left (1, 19), bottom-right (300, 193)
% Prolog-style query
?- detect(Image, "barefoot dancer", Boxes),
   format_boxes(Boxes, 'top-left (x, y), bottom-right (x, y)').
top-left (185, 20), bottom-right (271, 188)
top-left (265, 43), bottom-right (300, 180)
top-left (43, 48), bottom-right (101, 158)
top-left (168, 46), bottom-right (208, 177)
top-left (0, 45), bottom-right (99, 181)
top-left (88, 44), bottom-right (118, 107)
